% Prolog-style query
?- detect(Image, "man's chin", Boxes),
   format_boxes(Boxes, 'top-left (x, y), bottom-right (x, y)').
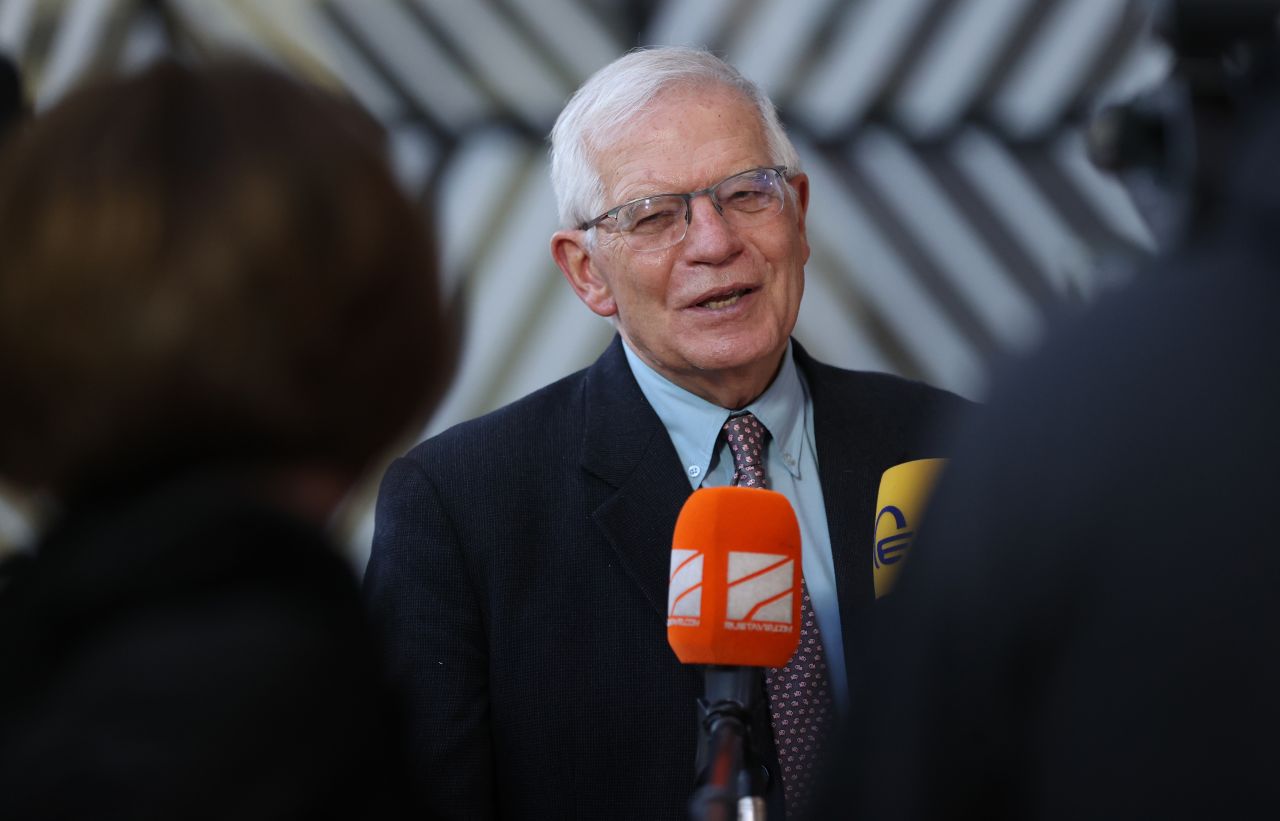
top-left (689, 335), bottom-right (787, 370)
top-left (681, 342), bottom-right (789, 389)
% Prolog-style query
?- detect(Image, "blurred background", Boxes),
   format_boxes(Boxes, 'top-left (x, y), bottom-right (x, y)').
top-left (0, 0), bottom-right (1168, 565)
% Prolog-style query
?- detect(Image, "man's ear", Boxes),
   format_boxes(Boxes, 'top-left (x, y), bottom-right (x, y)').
top-left (789, 172), bottom-right (811, 265)
top-left (789, 172), bottom-right (810, 233)
top-left (552, 230), bottom-right (617, 318)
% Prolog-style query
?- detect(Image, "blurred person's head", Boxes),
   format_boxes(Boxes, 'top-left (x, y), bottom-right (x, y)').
top-left (548, 47), bottom-right (809, 409)
top-left (0, 59), bottom-right (452, 508)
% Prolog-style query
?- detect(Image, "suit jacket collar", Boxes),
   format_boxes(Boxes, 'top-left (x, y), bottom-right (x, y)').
top-left (581, 336), bottom-right (691, 617)
top-left (794, 342), bottom-right (895, 683)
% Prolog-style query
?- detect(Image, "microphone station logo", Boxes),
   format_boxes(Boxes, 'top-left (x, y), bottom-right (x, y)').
top-left (874, 505), bottom-right (912, 568)
top-left (666, 549), bottom-right (795, 633)
top-left (725, 552), bottom-right (794, 633)
top-left (667, 548), bottom-right (703, 627)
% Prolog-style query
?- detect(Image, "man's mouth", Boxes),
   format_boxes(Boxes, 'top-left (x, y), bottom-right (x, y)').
top-left (696, 288), bottom-right (754, 309)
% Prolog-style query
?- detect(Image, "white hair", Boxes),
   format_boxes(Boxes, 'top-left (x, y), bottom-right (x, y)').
top-left (549, 46), bottom-right (802, 230)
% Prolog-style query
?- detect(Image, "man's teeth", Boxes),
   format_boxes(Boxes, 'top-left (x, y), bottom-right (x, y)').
top-left (700, 289), bottom-right (747, 309)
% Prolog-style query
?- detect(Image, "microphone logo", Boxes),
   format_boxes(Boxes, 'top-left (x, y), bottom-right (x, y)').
top-left (873, 506), bottom-right (912, 569)
top-left (725, 552), bottom-right (794, 633)
top-left (668, 548), bottom-right (704, 627)
top-left (667, 550), bottom-right (795, 633)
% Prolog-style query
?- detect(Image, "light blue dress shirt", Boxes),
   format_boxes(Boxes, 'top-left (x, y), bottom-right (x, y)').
top-left (622, 341), bottom-right (848, 709)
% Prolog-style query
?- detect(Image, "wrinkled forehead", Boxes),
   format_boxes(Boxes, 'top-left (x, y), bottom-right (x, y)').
top-left (589, 83), bottom-right (769, 196)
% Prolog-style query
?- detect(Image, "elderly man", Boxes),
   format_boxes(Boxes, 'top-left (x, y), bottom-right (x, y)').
top-left (366, 47), bottom-right (965, 820)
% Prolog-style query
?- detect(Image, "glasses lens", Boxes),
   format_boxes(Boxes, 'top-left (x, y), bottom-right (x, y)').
top-left (617, 195), bottom-right (686, 251)
top-left (717, 168), bottom-right (785, 226)
top-left (606, 168), bottom-right (788, 252)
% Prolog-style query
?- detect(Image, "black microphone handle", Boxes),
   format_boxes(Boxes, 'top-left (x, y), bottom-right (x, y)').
top-left (690, 667), bottom-right (766, 821)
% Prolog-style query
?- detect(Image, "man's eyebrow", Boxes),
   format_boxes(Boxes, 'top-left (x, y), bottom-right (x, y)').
top-left (612, 179), bottom-right (685, 202)
top-left (612, 169), bottom-right (755, 204)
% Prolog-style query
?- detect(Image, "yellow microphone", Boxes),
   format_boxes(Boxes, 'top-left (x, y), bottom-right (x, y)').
top-left (872, 458), bottom-right (948, 598)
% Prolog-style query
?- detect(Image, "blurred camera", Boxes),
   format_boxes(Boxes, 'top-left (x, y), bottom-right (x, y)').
top-left (1087, 0), bottom-right (1280, 244)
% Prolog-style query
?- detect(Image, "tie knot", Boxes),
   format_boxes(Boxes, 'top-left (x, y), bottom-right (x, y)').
top-left (723, 412), bottom-right (768, 489)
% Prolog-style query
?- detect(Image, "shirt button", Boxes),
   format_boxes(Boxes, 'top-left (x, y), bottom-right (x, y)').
top-left (688, 465), bottom-right (701, 478)
top-left (784, 453), bottom-right (796, 466)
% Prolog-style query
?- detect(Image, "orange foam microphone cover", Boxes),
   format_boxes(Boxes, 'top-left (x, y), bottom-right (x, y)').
top-left (667, 486), bottom-right (802, 667)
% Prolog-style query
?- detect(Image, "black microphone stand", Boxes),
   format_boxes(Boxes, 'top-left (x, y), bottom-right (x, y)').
top-left (690, 666), bottom-right (767, 821)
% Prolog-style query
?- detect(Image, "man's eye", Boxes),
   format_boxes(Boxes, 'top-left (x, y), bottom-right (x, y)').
top-left (624, 201), bottom-right (682, 233)
top-left (725, 189), bottom-right (773, 210)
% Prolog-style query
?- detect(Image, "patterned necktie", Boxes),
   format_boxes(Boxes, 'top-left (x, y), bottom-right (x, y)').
top-left (722, 412), bottom-right (836, 821)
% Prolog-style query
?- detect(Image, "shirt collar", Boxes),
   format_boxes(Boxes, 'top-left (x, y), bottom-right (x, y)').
top-left (746, 347), bottom-right (806, 481)
top-left (622, 340), bottom-right (807, 488)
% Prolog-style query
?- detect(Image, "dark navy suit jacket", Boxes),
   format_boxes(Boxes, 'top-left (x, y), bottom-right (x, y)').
top-left (365, 336), bottom-right (966, 820)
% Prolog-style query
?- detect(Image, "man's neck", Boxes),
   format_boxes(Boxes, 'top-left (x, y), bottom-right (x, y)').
top-left (625, 343), bottom-right (787, 410)
top-left (690, 369), bottom-right (778, 410)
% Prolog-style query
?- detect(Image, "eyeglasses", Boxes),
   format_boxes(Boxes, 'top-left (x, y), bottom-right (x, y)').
top-left (579, 166), bottom-right (791, 252)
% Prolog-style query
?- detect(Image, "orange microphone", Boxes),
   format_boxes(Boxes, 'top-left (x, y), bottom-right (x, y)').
top-left (668, 485), bottom-right (802, 665)
top-left (667, 486), bottom-right (802, 820)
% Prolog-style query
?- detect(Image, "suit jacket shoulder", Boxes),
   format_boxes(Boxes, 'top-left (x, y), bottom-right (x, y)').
top-left (405, 363), bottom-right (589, 475)
top-left (366, 337), bottom-right (699, 819)
top-left (796, 344), bottom-right (972, 458)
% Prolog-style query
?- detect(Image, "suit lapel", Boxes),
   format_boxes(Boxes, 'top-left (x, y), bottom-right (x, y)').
top-left (580, 337), bottom-right (692, 617)
top-left (795, 344), bottom-right (878, 685)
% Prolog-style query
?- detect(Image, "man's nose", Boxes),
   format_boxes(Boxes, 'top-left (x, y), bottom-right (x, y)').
top-left (682, 193), bottom-right (740, 259)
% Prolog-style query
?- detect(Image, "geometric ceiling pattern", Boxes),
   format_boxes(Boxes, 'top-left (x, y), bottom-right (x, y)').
top-left (0, 0), bottom-right (1166, 558)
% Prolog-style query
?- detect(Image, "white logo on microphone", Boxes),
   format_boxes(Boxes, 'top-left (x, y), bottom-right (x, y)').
top-left (667, 548), bottom-right (703, 626)
top-left (725, 552), bottom-right (794, 632)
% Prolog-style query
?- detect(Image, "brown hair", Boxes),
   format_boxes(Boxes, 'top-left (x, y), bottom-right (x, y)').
top-left (0, 60), bottom-right (453, 495)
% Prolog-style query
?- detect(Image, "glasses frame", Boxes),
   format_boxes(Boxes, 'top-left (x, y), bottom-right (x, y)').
top-left (578, 165), bottom-right (792, 251)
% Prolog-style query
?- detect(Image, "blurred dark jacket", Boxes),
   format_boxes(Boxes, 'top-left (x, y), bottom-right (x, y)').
top-left (826, 101), bottom-right (1280, 819)
top-left (0, 474), bottom-right (413, 820)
